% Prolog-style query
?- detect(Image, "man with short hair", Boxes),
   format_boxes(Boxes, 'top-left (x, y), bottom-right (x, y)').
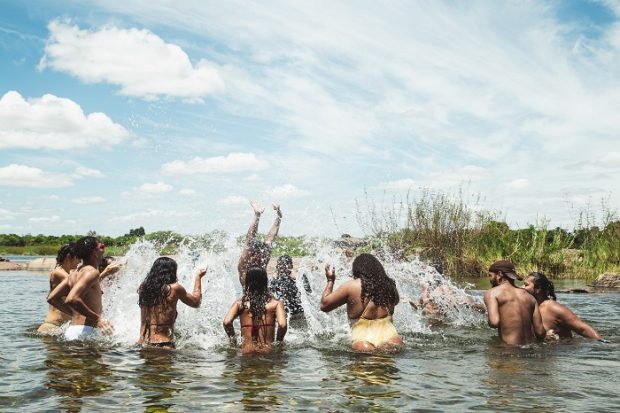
top-left (48, 236), bottom-right (113, 340)
top-left (483, 260), bottom-right (546, 345)
top-left (238, 200), bottom-right (282, 287)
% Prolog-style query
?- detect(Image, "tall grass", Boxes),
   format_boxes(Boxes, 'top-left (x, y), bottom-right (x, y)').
top-left (356, 188), bottom-right (620, 279)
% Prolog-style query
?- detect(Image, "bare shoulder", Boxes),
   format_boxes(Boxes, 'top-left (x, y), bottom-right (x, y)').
top-left (79, 265), bottom-right (100, 280)
top-left (268, 298), bottom-right (284, 310)
top-left (51, 267), bottom-right (69, 282)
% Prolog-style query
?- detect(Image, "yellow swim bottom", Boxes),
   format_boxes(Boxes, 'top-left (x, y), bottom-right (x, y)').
top-left (350, 316), bottom-right (399, 347)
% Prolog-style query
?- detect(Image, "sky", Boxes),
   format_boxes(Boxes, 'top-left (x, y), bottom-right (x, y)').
top-left (1, 0), bottom-right (619, 237)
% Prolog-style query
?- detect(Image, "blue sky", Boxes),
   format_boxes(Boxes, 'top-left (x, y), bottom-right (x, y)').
top-left (1, 0), bottom-right (619, 237)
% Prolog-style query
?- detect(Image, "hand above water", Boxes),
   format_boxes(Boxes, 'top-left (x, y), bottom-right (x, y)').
top-left (325, 264), bottom-right (335, 282)
top-left (273, 203), bottom-right (282, 218)
top-left (250, 200), bottom-right (264, 215)
top-left (97, 318), bottom-right (114, 336)
top-left (196, 267), bottom-right (208, 278)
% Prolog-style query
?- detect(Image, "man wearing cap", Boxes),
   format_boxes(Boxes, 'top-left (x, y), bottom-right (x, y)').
top-left (483, 260), bottom-right (546, 345)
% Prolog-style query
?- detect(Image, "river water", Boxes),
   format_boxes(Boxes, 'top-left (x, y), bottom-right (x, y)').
top-left (1, 242), bottom-right (619, 412)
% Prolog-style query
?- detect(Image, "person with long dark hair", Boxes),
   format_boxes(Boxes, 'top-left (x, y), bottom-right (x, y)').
top-left (320, 253), bottom-right (403, 352)
top-left (523, 272), bottom-right (607, 341)
top-left (223, 266), bottom-right (287, 353)
top-left (137, 257), bottom-right (206, 348)
top-left (38, 243), bottom-right (80, 335)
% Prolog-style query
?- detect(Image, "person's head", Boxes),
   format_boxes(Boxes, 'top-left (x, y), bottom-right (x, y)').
top-left (56, 243), bottom-right (79, 268)
top-left (351, 253), bottom-right (400, 308)
top-left (243, 266), bottom-right (272, 321)
top-left (276, 255), bottom-right (293, 277)
top-left (75, 236), bottom-right (105, 265)
top-left (249, 240), bottom-right (270, 268)
top-left (488, 260), bottom-right (523, 287)
top-left (99, 256), bottom-right (116, 272)
top-left (138, 257), bottom-right (178, 307)
top-left (523, 271), bottom-right (556, 301)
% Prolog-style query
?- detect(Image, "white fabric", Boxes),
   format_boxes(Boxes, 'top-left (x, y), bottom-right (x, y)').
top-left (64, 324), bottom-right (99, 341)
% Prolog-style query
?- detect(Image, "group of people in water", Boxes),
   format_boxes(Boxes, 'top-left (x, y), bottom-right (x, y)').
top-left (39, 201), bottom-right (608, 353)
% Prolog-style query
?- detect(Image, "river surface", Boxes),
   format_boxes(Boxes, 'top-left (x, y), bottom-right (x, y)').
top-left (1, 254), bottom-right (619, 412)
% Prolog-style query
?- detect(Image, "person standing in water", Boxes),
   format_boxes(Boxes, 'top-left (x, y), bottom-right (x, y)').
top-left (270, 255), bottom-right (312, 326)
top-left (47, 236), bottom-right (112, 341)
top-left (320, 253), bottom-right (403, 352)
top-left (37, 243), bottom-right (80, 335)
top-left (522, 272), bottom-right (608, 342)
top-left (484, 260), bottom-right (546, 345)
top-left (137, 257), bottom-right (207, 348)
top-left (238, 200), bottom-right (282, 287)
top-left (223, 267), bottom-right (287, 353)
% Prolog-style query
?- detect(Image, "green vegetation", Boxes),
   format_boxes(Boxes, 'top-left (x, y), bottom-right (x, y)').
top-left (356, 189), bottom-right (620, 280)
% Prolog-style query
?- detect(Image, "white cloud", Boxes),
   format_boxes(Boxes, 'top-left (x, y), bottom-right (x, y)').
top-left (161, 152), bottom-right (269, 175)
top-left (28, 215), bottom-right (60, 223)
top-left (71, 196), bottom-right (106, 204)
top-left (110, 208), bottom-right (192, 222)
top-left (40, 20), bottom-right (224, 100)
top-left (218, 195), bottom-right (248, 205)
top-left (381, 179), bottom-right (418, 190)
top-left (265, 184), bottom-right (309, 199)
top-left (505, 178), bottom-right (530, 191)
top-left (0, 164), bottom-right (73, 188)
top-left (0, 208), bottom-right (16, 221)
top-left (74, 166), bottom-right (104, 178)
top-left (137, 182), bottom-right (173, 194)
top-left (0, 91), bottom-right (130, 150)
top-left (599, 152), bottom-right (620, 167)
top-left (178, 188), bottom-right (198, 196)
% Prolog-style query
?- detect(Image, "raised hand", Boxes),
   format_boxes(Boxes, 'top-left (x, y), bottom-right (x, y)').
top-left (273, 204), bottom-right (282, 218)
top-left (325, 264), bottom-right (336, 282)
top-left (197, 267), bottom-right (208, 278)
top-left (250, 200), bottom-right (264, 215)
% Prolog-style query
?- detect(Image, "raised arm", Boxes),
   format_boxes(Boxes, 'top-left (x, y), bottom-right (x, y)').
top-left (99, 261), bottom-right (123, 281)
top-left (47, 276), bottom-right (72, 315)
top-left (238, 201), bottom-right (264, 286)
top-left (319, 265), bottom-right (350, 312)
top-left (275, 300), bottom-right (288, 342)
top-left (177, 268), bottom-right (207, 308)
top-left (532, 300), bottom-right (546, 339)
top-left (223, 300), bottom-right (241, 344)
top-left (484, 290), bottom-right (500, 328)
top-left (265, 204), bottom-right (282, 245)
top-left (556, 305), bottom-right (603, 340)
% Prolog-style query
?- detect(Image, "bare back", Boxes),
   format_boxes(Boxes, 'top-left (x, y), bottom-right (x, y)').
top-left (139, 284), bottom-right (179, 344)
top-left (44, 267), bottom-right (72, 325)
top-left (67, 265), bottom-right (103, 327)
top-left (336, 279), bottom-right (395, 321)
top-left (485, 283), bottom-right (544, 345)
top-left (238, 298), bottom-right (280, 353)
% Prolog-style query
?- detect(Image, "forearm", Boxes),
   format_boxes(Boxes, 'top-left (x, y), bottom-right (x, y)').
top-left (276, 324), bottom-right (287, 341)
top-left (66, 298), bottom-right (101, 322)
top-left (48, 297), bottom-right (73, 316)
top-left (191, 276), bottom-right (203, 306)
top-left (319, 281), bottom-right (335, 311)
top-left (578, 324), bottom-right (602, 340)
top-left (223, 323), bottom-right (236, 342)
top-left (265, 216), bottom-right (281, 244)
top-left (245, 214), bottom-right (261, 246)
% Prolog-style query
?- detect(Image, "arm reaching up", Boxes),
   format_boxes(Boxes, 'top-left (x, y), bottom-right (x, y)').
top-left (238, 200), bottom-right (264, 286)
top-left (265, 204), bottom-right (282, 245)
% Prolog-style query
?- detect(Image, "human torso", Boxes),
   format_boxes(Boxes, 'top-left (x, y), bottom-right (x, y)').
top-left (539, 300), bottom-right (572, 338)
top-left (493, 284), bottom-right (537, 345)
top-left (139, 284), bottom-right (179, 345)
top-left (44, 267), bottom-right (71, 325)
top-left (68, 266), bottom-right (103, 327)
top-left (238, 298), bottom-right (278, 352)
top-left (346, 279), bottom-right (394, 323)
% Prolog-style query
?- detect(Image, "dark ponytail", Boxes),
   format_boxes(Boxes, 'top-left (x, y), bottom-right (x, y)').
top-left (530, 272), bottom-right (556, 301)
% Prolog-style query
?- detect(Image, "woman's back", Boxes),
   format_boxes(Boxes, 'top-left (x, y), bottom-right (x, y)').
top-left (238, 298), bottom-right (281, 352)
top-left (139, 284), bottom-right (178, 345)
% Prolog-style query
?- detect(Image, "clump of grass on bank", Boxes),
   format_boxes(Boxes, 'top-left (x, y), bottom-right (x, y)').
top-left (356, 189), bottom-right (620, 280)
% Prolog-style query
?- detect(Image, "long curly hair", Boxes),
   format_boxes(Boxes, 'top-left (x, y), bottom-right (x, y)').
top-left (352, 253), bottom-right (399, 309)
top-left (55, 243), bottom-right (76, 265)
top-left (242, 267), bottom-right (272, 322)
top-left (530, 271), bottom-right (556, 301)
top-left (138, 257), bottom-right (178, 307)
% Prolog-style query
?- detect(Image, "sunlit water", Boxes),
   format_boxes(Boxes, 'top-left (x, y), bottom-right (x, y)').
top-left (1, 241), bottom-right (619, 412)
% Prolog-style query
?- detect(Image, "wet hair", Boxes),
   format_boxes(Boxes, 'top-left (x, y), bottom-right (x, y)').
top-left (352, 253), bottom-right (400, 309)
top-left (138, 257), bottom-right (178, 307)
top-left (530, 271), bottom-right (556, 301)
top-left (99, 256), bottom-right (115, 272)
top-left (55, 243), bottom-right (76, 265)
top-left (242, 267), bottom-right (272, 322)
top-left (248, 240), bottom-right (271, 267)
top-left (276, 255), bottom-right (293, 275)
top-left (74, 236), bottom-right (98, 260)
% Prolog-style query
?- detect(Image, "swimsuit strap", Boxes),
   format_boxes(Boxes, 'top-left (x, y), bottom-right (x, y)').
top-left (360, 299), bottom-right (373, 319)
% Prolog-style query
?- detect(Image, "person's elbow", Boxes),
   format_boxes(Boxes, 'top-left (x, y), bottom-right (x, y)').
top-left (319, 301), bottom-right (331, 312)
top-left (487, 317), bottom-right (499, 329)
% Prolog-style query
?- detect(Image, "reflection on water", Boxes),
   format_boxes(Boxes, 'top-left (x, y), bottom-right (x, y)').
top-left (136, 348), bottom-right (179, 413)
top-left (43, 338), bottom-right (112, 413)
top-left (343, 354), bottom-right (401, 408)
top-left (220, 350), bottom-right (288, 411)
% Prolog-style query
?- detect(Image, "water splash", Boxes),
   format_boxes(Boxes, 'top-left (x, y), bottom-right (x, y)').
top-left (102, 237), bottom-right (484, 349)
